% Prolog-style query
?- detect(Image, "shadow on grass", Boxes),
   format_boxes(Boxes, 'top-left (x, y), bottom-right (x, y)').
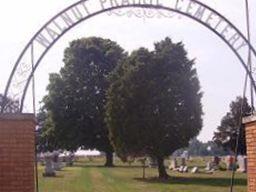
top-left (134, 176), bottom-right (247, 187)
top-left (42, 175), bottom-right (65, 179)
top-left (73, 164), bottom-right (143, 169)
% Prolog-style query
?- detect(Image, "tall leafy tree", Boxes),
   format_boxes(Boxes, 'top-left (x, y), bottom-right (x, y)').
top-left (106, 38), bottom-right (203, 179)
top-left (213, 97), bottom-right (251, 155)
top-left (42, 37), bottom-right (126, 166)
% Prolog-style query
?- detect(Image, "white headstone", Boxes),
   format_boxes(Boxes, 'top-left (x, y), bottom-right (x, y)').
top-left (237, 156), bottom-right (247, 173)
top-left (183, 166), bottom-right (188, 172)
top-left (178, 166), bottom-right (184, 172)
top-left (191, 167), bottom-right (199, 173)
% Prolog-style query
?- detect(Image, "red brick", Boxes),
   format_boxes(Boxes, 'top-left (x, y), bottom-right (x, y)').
top-left (0, 114), bottom-right (35, 192)
top-left (244, 115), bottom-right (256, 192)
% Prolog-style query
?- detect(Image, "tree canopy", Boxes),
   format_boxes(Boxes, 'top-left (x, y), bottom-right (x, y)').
top-left (213, 96), bottom-right (251, 155)
top-left (41, 37), bottom-right (126, 166)
top-left (106, 37), bottom-right (203, 178)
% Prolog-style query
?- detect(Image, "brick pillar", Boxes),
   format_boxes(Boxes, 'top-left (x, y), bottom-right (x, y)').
top-left (243, 115), bottom-right (256, 192)
top-left (0, 114), bottom-right (36, 192)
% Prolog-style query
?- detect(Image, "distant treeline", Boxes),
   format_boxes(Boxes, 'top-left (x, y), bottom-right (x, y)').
top-left (173, 138), bottom-right (230, 157)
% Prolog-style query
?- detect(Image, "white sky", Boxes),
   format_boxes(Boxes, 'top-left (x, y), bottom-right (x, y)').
top-left (0, 0), bottom-right (256, 142)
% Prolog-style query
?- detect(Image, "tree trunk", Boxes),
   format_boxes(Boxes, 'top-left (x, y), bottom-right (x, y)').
top-left (104, 152), bottom-right (114, 167)
top-left (156, 156), bottom-right (169, 179)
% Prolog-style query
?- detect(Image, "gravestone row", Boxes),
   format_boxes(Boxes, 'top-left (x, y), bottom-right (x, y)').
top-left (167, 155), bottom-right (247, 174)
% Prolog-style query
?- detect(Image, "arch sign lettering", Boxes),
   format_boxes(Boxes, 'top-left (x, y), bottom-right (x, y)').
top-left (1, 0), bottom-right (256, 113)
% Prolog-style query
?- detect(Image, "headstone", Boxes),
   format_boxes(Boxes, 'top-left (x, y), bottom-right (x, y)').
top-left (177, 165), bottom-right (188, 173)
top-left (52, 151), bottom-right (61, 171)
top-left (205, 161), bottom-right (213, 171)
top-left (43, 153), bottom-right (55, 177)
top-left (67, 153), bottom-right (75, 166)
top-left (62, 155), bottom-right (66, 163)
top-left (191, 167), bottom-right (199, 173)
top-left (178, 166), bottom-right (184, 172)
top-left (212, 156), bottom-right (220, 166)
top-left (237, 156), bottom-right (247, 173)
top-left (211, 156), bottom-right (220, 170)
top-left (225, 155), bottom-right (235, 170)
top-left (147, 157), bottom-right (157, 168)
top-left (169, 158), bottom-right (178, 170)
top-left (181, 157), bottom-right (186, 166)
top-left (183, 166), bottom-right (188, 172)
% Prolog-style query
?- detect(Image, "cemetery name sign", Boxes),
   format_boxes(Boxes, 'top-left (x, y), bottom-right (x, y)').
top-left (36, 0), bottom-right (247, 51)
top-left (2, 0), bottom-right (256, 112)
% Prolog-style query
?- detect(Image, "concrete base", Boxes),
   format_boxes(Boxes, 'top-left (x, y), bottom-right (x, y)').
top-left (43, 172), bottom-right (56, 177)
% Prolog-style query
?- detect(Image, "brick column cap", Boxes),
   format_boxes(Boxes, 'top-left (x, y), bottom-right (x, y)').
top-left (0, 113), bottom-right (36, 122)
top-left (242, 114), bottom-right (256, 124)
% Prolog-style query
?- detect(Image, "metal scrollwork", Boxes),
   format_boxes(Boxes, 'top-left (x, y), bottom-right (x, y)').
top-left (107, 8), bottom-right (176, 19)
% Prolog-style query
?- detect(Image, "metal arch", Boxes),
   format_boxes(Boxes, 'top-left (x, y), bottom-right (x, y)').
top-left (2, 0), bottom-right (256, 113)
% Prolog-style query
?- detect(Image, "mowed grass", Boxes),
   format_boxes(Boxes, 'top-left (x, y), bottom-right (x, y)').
top-left (38, 157), bottom-right (247, 192)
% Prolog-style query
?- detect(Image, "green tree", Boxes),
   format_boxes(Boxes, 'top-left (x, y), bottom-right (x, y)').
top-left (205, 141), bottom-right (229, 156)
top-left (36, 107), bottom-right (59, 152)
top-left (173, 138), bottom-right (228, 157)
top-left (185, 138), bottom-right (228, 156)
top-left (42, 37), bottom-right (126, 166)
top-left (187, 138), bottom-right (204, 156)
top-left (0, 94), bottom-right (19, 113)
top-left (106, 38), bottom-right (203, 179)
top-left (213, 97), bottom-right (251, 155)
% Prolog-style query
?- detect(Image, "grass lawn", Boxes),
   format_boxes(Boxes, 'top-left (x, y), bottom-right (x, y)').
top-left (38, 157), bottom-right (247, 192)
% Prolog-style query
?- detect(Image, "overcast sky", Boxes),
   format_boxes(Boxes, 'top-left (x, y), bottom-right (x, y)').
top-left (0, 0), bottom-right (256, 142)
